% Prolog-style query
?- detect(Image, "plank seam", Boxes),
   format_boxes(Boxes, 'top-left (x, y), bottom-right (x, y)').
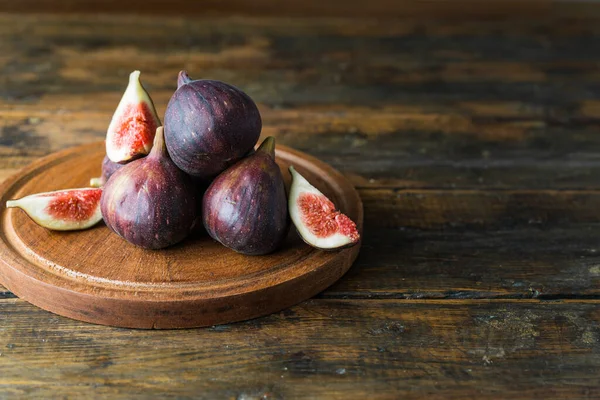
top-left (318, 292), bottom-right (600, 300)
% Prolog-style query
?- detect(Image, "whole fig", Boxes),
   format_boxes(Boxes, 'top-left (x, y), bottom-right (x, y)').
top-left (164, 71), bottom-right (262, 181)
top-left (90, 155), bottom-right (124, 187)
top-left (203, 136), bottom-right (289, 255)
top-left (101, 126), bottom-right (198, 249)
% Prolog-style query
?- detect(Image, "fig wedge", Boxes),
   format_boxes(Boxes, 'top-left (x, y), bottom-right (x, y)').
top-left (6, 188), bottom-right (103, 231)
top-left (288, 166), bottom-right (359, 250)
top-left (106, 70), bottom-right (161, 164)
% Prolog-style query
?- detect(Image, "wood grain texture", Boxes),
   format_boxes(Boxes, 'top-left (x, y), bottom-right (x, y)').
top-left (0, 143), bottom-right (362, 328)
top-left (0, 0), bottom-right (559, 19)
top-left (5, 1), bottom-right (600, 20)
top-left (1, 10), bottom-right (600, 398)
top-left (3, 15), bottom-right (600, 191)
top-left (1, 299), bottom-right (599, 399)
top-left (328, 225), bottom-right (600, 299)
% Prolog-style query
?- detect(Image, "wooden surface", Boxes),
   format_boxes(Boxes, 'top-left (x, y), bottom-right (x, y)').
top-left (0, 143), bottom-right (362, 328)
top-left (6, 1), bottom-right (600, 20)
top-left (1, 10), bottom-right (600, 399)
top-left (0, 0), bottom-right (567, 19)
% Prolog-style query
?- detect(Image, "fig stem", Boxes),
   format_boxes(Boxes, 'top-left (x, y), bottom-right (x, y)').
top-left (149, 126), bottom-right (167, 159)
top-left (257, 136), bottom-right (276, 158)
top-left (177, 71), bottom-right (192, 89)
top-left (129, 70), bottom-right (141, 84)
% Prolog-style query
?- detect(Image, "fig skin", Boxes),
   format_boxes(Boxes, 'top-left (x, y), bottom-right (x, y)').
top-left (101, 126), bottom-right (198, 250)
top-left (101, 155), bottom-right (123, 181)
top-left (90, 155), bottom-right (124, 187)
top-left (164, 71), bottom-right (262, 181)
top-left (189, 176), bottom-right (210, 235)
top-left (202, 136), bottom-right (289, 255)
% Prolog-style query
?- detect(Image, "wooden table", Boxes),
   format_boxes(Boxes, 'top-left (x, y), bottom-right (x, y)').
top-left (1, 9), bottom-right (600, 399)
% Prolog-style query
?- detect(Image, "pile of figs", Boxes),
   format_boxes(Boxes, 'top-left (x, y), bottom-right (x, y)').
top-left (6, 71), bottom-right (360, 254)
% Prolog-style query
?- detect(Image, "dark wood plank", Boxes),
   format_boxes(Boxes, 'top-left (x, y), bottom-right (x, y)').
top-left (0, 0), bottom-right (556, 19)
top-left (7, 0), bottom-right (600, 21)
top-left (328, 225), bottom-right (600, 299)
top-left (3, 15), bottom-right (600, 190)
top-left (4, 15), bottom-right (600, 104)
top-left (361, 189), bottom-right (600, 228)
top-left (0, 298), bottom-right (599, 399)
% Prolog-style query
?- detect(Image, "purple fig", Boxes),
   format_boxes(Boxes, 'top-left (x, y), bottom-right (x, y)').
top-left (164, 70), bottom-right (262, 181)
top-left (90, 155), bottom-right (124, 187)
top-left (101, 126), bottom-right (198, 249)
top-left (202, 136), bottom-right (289, 255)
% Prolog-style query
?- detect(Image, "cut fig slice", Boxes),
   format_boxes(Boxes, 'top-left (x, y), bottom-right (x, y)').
top-left (106, 70), bottom-right (161, 164)
top-left (6, 188), bottom-right (103, 231)
top-left (288, 166), bottom-right (360, 250)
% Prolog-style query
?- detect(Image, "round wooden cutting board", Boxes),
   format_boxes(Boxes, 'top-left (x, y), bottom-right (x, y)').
top-left (0, 142), bottom-right (362, 329)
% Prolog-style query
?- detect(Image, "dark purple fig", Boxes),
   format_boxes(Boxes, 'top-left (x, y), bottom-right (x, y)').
top-left (202, 136), bottom-right (289, 255)
top-left (90, 155), bottom-right (124, 187)
top-left (164, 70), bottom-right (262, 181)
top-left (189, 176), bottom-right (210, 235)
top-left (101, 126), bottom-right (198, 249)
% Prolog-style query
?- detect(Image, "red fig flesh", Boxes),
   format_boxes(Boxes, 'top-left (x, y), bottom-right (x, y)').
top-left (101, 127), bottom-right (198, 249)
top-left (106, 71), bottom-right (161, 164)
top-left (90, 155), bottom-right (124, 187)
top-left (164, 71), bottom-right (261, 181)
top-left (202, 137), bottom-right (289, 255)
top-left (6, 188), bottom-right (103, 230)
top-left (288, 166), bottom-right (359, 250)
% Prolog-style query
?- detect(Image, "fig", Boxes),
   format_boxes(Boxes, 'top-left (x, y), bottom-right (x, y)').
top-left (101, 126), bottom-right (198, 249)
top-left (288, 166), bottom-right (360, 250)
top-left (6, 188), bottom-right (103, 230)
top-left (164, 70), bottom-right (262, 181)
top-left (90, 155), bottom-right (124, 187)
top-left (202, 136), bottom-right (288, 255)
top-left (106, 70), bottom-right (161, 164)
